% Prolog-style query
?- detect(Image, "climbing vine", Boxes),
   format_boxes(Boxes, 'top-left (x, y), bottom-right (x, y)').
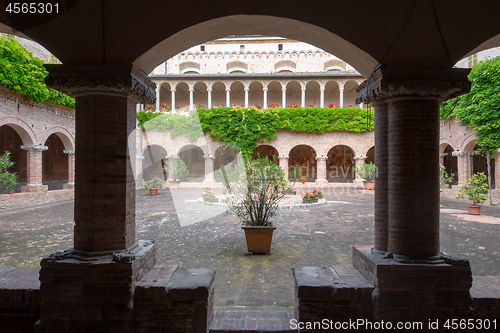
top-left (0, 35), bottom-right (75, 108)
top-left (137, 105), bottom-right (374, 157)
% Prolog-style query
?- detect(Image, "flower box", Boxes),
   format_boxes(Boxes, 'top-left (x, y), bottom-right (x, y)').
top-left (203, 197), bottom-right (219, 203)
top-left (302, 198), bottom-right (318, 204)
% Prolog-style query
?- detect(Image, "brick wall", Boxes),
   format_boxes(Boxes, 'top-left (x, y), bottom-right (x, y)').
top-left (0, 189), bottom-right (74, 211)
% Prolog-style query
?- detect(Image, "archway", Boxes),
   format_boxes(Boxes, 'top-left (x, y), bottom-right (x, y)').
top-left (142, 145), bottom-right (168, 181)
top-left (327, 145), bottom-right (355, 182)
top-left (0, 125), bottom-right (27, 191)
top-left (443, 145), bottom-right (458, 183)
top-left (252, 145), bottom-right (278, 163)
top-left (179, 145), bottom-right (205, 180)
top-left (473, 144), bottom-right (496, 189)
top-left (343, 80), bottom-right (360, 107)
top-left (42, 133), bottom-right (68, 190)
top-left (366, 146), bottom-right (375, 164)
top-left (214, 144), bottom-right (240, 182)
top-left (288, 145), bottom-right (317, 181)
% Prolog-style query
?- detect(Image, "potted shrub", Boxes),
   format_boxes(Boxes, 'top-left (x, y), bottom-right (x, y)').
top-left (0, 151), bottom-right (17, 194)
top-left (456, 172), bottom-right (489, 215)
top-left (301, 191), bottom-right (318, 204)
top-left (164, 158), bottom-right (189, 190)
top-left (440, 165), bottom-right (455, 189)
top-left (160, 103), bottom-right (171, 112)
top-left (285, 185), bottom-right (296, 195)
top-left (202, 187), bottom-right (218, 202)
top-left (224, 156), bottom-right (287, 254)
top-left (356, 162), bottom-right (376, 190)
top-left (144, 177), bottom-right (163, 195)
top-left (312, 188), bottom-right (323, 199)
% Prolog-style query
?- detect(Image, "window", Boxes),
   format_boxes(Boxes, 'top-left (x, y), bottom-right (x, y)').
top-left (467, 53), bottom-right (478, 68)
top-left (200, 45), bottom-right (205, 51)
top-left (240, 45), bottom-right (245, 51)
top-left (278, 44), bottom-right (283, 51)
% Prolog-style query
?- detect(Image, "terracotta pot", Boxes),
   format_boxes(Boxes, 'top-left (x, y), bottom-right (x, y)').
top-left (7, 190), bottom-right (14, 194)
top-left (241, 224), bottom-right (276, 254)
top-left (468, 205), bottom-right (481, 215)
top-left (169, 181), bottom-right (180, 190)
top-left (149, 188), bottom-right (158, 195)
top-left (302, 198), bottom-right (318, 204)
top-left (363, 181), bottom-right (375, 190)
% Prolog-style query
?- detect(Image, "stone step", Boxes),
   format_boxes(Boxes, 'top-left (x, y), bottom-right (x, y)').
top-left (209, 310), bottom-right (298, 333)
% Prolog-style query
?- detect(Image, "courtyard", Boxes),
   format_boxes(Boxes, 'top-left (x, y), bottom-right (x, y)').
top-left (1, 186), bottom-right (499, 311)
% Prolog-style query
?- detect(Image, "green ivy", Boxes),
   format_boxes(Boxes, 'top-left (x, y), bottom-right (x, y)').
top-left (137, 106), bottom-right (374, 157)
top-left (0, 35), bottom-right (75, 108)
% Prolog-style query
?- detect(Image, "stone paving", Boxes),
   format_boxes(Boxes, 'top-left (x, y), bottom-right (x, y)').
top-left (0, 186), bottom-right (499, 311)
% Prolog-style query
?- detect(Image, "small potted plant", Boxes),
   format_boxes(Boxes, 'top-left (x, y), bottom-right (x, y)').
top-left (224, 156), bottom-right (287, 254)
top-left (312, 188), bottom-right (323, 199)
top-left (0, 151), bottom-right (17, 194)
top-left (144, 177), bottom-right (163, 195)
top-left (164, 158), bottom-right (189, 190)
top-left (202, 187), bottom-right (218, 202)
top-left (299, 176), bottom-right (307, 184)
top-left (440, 165), bottom-right (455, 189)
top-left (288, 166), bottom-right (302, 182)
top-left (355, 162), bottom-right (376, 190)
top-left (285, 185), bottom-right (296, 195)
top-left (456, 172), bottom-right (489, 215)
top-left (301, 191), bottom-right (318, 204)
top-left (160, 103), bottom-right (171, 112)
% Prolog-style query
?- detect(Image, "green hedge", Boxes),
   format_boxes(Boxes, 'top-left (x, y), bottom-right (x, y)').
top-left (137, 106), bottom-right (374, 157)
top-left (0, 35), bottom-right (75, 108)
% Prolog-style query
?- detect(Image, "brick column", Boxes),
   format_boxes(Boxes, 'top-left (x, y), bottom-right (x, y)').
top-left (20, 145), bottom-right (48, 193)
top-left (278, 155), bottom-right (289, 180)
top-left (374, 101), bottom-right (388, 254)
top-left (202, 155), bottom-right (215, 186)
top-left (315, 156), bottom-right (328, 186)
top-left (63, 150), bottom-right (75, 189)
top-left (453, 150), bottom-right (475, 184)
top-left (35, 65), bottom-right (158, 332)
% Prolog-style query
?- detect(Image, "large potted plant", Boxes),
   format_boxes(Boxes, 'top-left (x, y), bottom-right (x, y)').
top-left (164, 158), bottom-right (189, 190)
top-left (144, 177), bottom-right (163, 195)
top-left (224, 156), bottom-right (287, 254)
top-left (355, 162), bottom-right (376, 190)
top-left (456, 172), bottom-right (489, 215)
top-left (0, 151), bottom-right (17, 194)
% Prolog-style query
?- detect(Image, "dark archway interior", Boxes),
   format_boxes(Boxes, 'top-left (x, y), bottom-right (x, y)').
top-left (443, 145), bottom-right (458, 183)
top-left (473, 144), bottom-right (496, 189)
top-left (179, 145), bottom-right (205, 180)
top-left (327, 145), bottom-right (355, 182)
top-left (143, 145), bottom-right (167, 181)
top-left (42, 134), bottom-right (68, 190)
top-left (288, 145), bottom-right (316, 181)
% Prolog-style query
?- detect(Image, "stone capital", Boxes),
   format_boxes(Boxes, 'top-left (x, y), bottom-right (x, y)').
top-left (21, 144), bottom-right (48, 152)
top-left (203, 155), bottom-right (214, 160)
top-left (353, 155), bottom-right (367, 160)
top-left (63, 150), bottom-right (75, 155)
top-left (44, 64), bottom-right (156, 103)
top-left (278, 155), bottom-right (289, 160)
top-left (356, 68), bottom-right (471, 104)
top-left (452, 150), bottom-right (476, 157)
top-left (315, 157), bottom-right (327, 161)
top-left (439, 153), bottom-right (448, 157)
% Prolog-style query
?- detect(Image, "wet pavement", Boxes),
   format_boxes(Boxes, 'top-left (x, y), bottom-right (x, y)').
top-left (1, 186), bottom-right (499, 310)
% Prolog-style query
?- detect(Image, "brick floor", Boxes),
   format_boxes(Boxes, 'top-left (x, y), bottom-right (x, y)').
top-left (209, 310), bottom-right (297, 332)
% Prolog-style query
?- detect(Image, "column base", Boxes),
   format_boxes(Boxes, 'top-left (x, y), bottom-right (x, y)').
top-left (63, 182), bottom-right (75, 189)
top-left (35, 240), bottom-right (156, 333)
top-left (21, 184), bottom-right (48, 193)
top-left (352, 245), bottom-right (473, 326)
top-left (314, 179), bottom-right (328, 187)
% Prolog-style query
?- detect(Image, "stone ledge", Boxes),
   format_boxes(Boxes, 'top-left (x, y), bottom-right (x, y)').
top-left (471, 276), bottom-right (500, 319)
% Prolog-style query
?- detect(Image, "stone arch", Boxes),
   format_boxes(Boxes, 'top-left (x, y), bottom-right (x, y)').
top-left (41, 126), bottom-right (75, 151)
top-left (142, 145), bottom-right (168, 181)
top-left (343, 80), bottom-right (360, 107)
top-left (229, 81), bottom-right (245, 106)
top-left (462, 135), bottom-right (478, 151)
top-left (266, 81), bottom-right (283, 107)
top-left (159, 82), bottom-right (173, 110)
top-left (252, 145), bottom-right (279, 163)
top-left (134, 15), bottom-right (378, 77)
top-left (174, 82), bottom-right (190, 110)
top-left (178, 144), bottom-right (205, 180)
top-left (366, 146), bottom-right (375, 164)
top-left (42, 133), bottom-right (68, 190)
top-left (193, 81), bottom-right (208, 109)
top-left (285, 81), bottom-right (301, 106)
top-left (305, 80), bottom-right (321, 107)
top-left (0, 117), bottom-right (36, 145)
top-left (324, 80), bottom-right (341, 107)
top-left (211, 81), bottom-right (227, 107)
top-left (442, 144), bottom-right (458, 183)
top-left (0, 124), bottom-right (28, 181)
top-left (249, 81), bottom-right (264, 108)
top-left (327, 145), bottom-right (355, 183)
top-left (288, 145), bottom-right (317, 182)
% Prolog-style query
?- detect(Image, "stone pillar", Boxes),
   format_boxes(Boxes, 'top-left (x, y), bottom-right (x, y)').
top-left (453, 150), bottom-right (475, 184)
top-left (171, 89), bottom-right (176, 112)
top-left (278, 156), bottom-right (289, 180)
top-left (352, 155), bottom-right (367, 188)
top-left (35, 65), bottom-right (158, 332)
top-left (189, 87), bottom-right (194, 111)
top-left (319, 87), bottom-right (325, 108)
top-left (439, 152), bottom-right (447, 166)
top-left (263, 87), bottom-right (268, 108)
top-left (63, 149), bottom-right (75, 189)
top-left (20, 145), bottom-right (48, 193)
top-left (244, 87), bottom-right (249, 107)
top-left (225, 88), bottom-right (231, 107)
top-left (315, 156), bottom-right (328, 186)
top-left (339, 87), bottom-right (344, 107)
top-left (207, 88), bottom-right (212, 108)
top-left (281, 87), bottom-right (286, 107)
top-left (351, 68), bottom-right (473, 324)
top-left (202, 155), bottom-right (215, 186)
top-left (155, 85), bottom-right (160, 111)
top-left (301, 87), bottom-right (306, 107)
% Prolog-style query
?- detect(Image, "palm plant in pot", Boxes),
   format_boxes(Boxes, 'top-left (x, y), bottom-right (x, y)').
top-left (355, 162), bottom-right (376, 190)
top-left (163, 158), bottom-right (189, 190)
top-left (456, 172), bottom-right (489, 215)
top-left (223, 156), bottom-right (287, 254)
top-left (144, 177), bottom-right (163, 195)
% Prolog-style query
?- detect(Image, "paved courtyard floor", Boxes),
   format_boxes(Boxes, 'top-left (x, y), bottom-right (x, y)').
top-left (1, 186), bottom-right (499, 311)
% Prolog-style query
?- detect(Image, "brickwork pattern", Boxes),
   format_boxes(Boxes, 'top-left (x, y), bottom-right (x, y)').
top-left (0, 189), bottom-right (73, 211)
